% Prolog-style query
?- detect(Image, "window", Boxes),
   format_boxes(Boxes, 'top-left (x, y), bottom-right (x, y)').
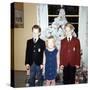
top-left (48, 5), bottom-right (79, 36)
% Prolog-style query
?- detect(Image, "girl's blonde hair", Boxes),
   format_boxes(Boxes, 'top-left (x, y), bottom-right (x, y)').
top-left (47, 35), bottom-right (55, 40)
top-left (45, 36), bottom-right (56, 48)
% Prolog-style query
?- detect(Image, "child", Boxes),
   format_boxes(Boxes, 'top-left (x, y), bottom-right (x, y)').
top-left (60, 23), bottom-right (81, 84)
top-left (44, 36), bottom-right (59, 86)
top-left (25, 25), bottom-right (45, 86)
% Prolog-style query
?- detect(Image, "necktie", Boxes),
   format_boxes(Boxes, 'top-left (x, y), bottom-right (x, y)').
top-left (68, 37), bottom-right (70, 42)
top-left (34, 38), bottom-right (36, 43)
top-left (69, 37), bottom-right (70, 42)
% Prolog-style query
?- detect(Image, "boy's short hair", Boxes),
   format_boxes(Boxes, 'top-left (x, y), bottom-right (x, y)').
top-left (32, 25), bottom-right (41, 32)
top-left (64, 23), bottom-right (75, 31)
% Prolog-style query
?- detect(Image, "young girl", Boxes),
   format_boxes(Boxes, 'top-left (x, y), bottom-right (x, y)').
top-left (44, 36), bottom-right (59, 86)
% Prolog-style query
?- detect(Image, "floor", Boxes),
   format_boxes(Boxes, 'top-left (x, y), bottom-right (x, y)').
top-left (13, 70), bottom-right (87, 88)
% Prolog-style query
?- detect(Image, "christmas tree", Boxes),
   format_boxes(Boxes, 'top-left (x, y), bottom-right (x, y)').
top-left (45, 6), bottom-right (76, 49)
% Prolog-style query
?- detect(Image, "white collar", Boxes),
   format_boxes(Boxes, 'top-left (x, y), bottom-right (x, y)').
top-left (67, 36), bottom-right (72, 41)
top-left (33, 38), bottom-right (39, 43)
top-left (47, 48), bottom-right (55, 52)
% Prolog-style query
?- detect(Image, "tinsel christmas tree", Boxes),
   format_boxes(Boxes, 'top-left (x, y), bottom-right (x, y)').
top-left (44, 6), bottom-right (76, 49)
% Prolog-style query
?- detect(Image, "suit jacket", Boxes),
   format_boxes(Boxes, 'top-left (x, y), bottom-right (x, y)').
top-left (25, 38), bottom-right (45, 66)
top-left (60, 37), bottom-right (81, 66)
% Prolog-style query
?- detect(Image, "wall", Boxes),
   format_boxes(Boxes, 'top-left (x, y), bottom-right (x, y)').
top-left (14, 3), bottom-right (37, 70)
top-left (13, 5), bottom-right (88, 71)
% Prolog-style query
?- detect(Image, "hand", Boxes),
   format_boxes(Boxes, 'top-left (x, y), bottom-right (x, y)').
top-left (26, 64), bottom-right (30, 70)
top-left (40, 65), bottom-right (43, 69)
top-left (60, 65), bottom-right (64, 70)
top-left (75, 65), bottom-right (79, 69)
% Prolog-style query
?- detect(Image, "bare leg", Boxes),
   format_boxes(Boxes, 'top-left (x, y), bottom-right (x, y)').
top-left (51, 80), bottom-right (55, 85)
top-left (45, 80), bottom-right (51, 86)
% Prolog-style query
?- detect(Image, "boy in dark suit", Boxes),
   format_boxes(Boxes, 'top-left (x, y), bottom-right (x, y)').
top-left (60, 23), bottom-right (81, 84)
top-left (25, 25), bottom-right (45, 86)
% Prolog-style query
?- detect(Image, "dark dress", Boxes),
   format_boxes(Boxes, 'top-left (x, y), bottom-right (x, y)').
top-left (45, 48), bottom-right (58, 80)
